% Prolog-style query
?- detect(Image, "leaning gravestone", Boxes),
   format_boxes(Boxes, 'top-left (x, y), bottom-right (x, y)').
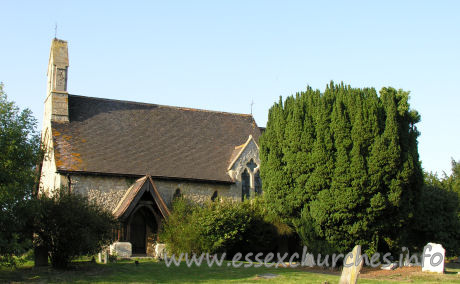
top-left (422, 243), bottom-right (445, 273)
top-left (339, 245), bottom-right (364, 284)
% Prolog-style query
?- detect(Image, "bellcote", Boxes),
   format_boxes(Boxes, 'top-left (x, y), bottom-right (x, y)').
top-left (45, 38), bottom-right (69, 123)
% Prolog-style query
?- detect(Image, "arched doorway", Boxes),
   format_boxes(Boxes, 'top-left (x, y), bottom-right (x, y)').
top-left (129, 206), bottom-right (158, 254)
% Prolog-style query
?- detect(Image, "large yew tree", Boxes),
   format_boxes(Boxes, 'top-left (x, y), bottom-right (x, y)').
top-left (259, 82), bottom-right (423, 254)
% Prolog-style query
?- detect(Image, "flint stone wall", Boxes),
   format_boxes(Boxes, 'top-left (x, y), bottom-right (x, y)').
top-left (69, 174), bottom-right (241, 211)
top-left (154, 180), bottom-right (239, 207)
top-left (70, 175), bottom-right (133, 212)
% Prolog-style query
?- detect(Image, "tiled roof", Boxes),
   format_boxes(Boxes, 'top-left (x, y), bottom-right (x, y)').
top-left (51, 95), bottom-right (261, 182)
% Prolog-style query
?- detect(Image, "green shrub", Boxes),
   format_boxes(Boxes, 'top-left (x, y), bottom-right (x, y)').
top-left (159, 197), bottom-right (281, 257)
top-left (34, 189), bottom-right (118, 268)
top-left (158, 197), bottom-right (202, 255)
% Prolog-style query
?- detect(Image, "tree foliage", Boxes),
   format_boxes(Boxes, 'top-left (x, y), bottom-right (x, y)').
top-left (34, 189), bottom-right (117, 268)
top-left (412, 172), bottom-right (460, 255)
top-left (445, 159), bottom-right (460, 201)
top-left (411, 162), bottom-right (460, 256)
top-left (0, 83), bottom-right (41, 265)
top-left (259, 82), bottom-right (423, 254)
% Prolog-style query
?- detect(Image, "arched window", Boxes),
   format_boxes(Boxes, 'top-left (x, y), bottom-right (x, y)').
top-left (254, 171), bottom-right (262, 195)
top-left (246, 159), bottom-right (257, 172)
top-left (211, 191), bottom-right (218, 202)
top-left (173, 188), bottom-right (181, 200)
top-left (241, 169), bottom-right (250, 201)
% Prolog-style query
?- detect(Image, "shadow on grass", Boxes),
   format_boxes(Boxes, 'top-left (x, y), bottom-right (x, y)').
top-left (0, 260), bottom-right (339, 283)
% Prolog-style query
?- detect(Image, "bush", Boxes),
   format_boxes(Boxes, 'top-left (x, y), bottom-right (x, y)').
top-left (34, 189), bottom-right (118, 268)
top-left (159, 198), bottom-right (282, 257)
top-left (158, 197), bottom-right (202, 255)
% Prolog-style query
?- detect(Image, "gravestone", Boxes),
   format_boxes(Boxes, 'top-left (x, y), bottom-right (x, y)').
top-left (381, 262), bottom-right (398, 270)
top-left (110, 242), bottom-right (132, 258)
top-left (339, 245), bottom-right (363, 284)
top-left (98, 249), bottom-right (109, 264)
top-left (301, 253), bottom-right (315, 267)
top-left (422, 243), bottom-right (445, 273)
top-left (155, 243), bottom-right (167, 260)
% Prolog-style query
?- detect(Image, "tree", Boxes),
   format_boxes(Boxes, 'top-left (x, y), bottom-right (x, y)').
top-left (0, 82), bottom-right (41, 265)
top-left (259, 82), bottom-right (423, 254)
top-left (445, 159), bottom-right (460, 201)
top-left (411, 171), bottom-right (460, 256)
top-left (34, 188), bottom-right (117, 268)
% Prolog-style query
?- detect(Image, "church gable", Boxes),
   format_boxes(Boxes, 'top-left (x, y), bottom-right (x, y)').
top-left (113, 176), bottom-right (170, 220)
top-left (227, 136), bottom-right (262, 200)
top-left (227, 135), bottom-right (260, 179)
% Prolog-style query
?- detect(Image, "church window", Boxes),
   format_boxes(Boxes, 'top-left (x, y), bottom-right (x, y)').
top-left (241, 169), bottom-right (250, 201)
top-left (246, 159), bottom-right (257, 172)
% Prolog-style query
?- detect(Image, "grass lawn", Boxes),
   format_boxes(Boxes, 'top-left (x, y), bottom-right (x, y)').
top-left (1, 259), bottom-right (459, 283)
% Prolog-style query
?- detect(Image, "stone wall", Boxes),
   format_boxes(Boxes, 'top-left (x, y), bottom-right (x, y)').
top-left (154, 179), bottom-right (239, 207)
top-left (39, 128), bottom-right (67, 196)
top-left (69, 175), bottom-right (134, 212)
top-left (68, 174), bottom-right (241, 212)
top-left (146, 227), bottom-right (156, 257)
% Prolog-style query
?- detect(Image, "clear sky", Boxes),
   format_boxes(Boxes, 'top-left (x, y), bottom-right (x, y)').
top-left (0, 1), bottom-right (458, 175)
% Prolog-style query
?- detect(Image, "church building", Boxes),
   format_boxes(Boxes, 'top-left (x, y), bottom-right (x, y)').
top-left (39, 38), bottom-right (263, 256)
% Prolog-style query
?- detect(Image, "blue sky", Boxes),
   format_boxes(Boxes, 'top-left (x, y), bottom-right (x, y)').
top-left (0, 1), bottom-right (458, 175)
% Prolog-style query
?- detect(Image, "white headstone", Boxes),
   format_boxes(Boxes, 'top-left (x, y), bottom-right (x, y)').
top-left (301, 253), bottom-right (315, 267)
top-left (103, 249), bottom-right (108, 264)
top-left (422, 243), bottom-right (445, 274)
top-left (155, 243), bottom-right (167, 260)
top-left (110, 242), bottom-right (132, 258)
